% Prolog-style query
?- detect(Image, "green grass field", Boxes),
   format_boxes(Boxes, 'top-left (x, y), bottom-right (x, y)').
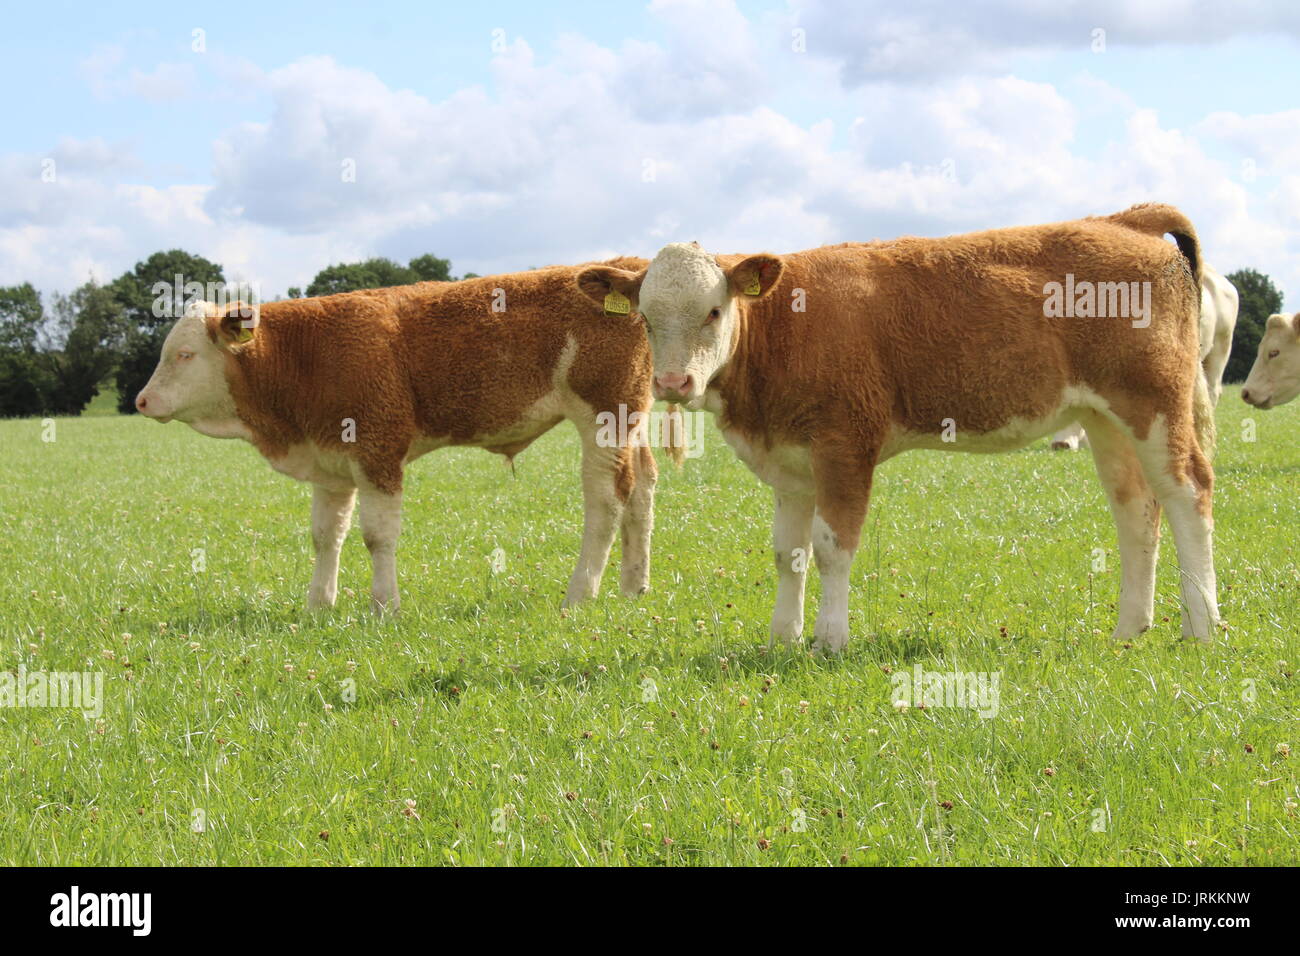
top-left (0, 386), bottom-right (1296, 865)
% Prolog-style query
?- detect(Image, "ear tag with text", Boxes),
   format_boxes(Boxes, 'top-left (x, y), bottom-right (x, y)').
top-left (743, 276), bottom-right (762, 296)
top-left (604, 291), bottom-right (631, 315)
top-left (235, 326), bottom-right (255, 343)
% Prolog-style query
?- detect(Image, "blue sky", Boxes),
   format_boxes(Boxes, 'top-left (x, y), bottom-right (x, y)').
top-left (2, 0), bottom-right (1297, 303)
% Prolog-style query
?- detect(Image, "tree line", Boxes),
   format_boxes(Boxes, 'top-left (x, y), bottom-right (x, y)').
top-left (0, 251), bottom-right (477, 418)
top-left (0, 255), bottom-right (1285, 420)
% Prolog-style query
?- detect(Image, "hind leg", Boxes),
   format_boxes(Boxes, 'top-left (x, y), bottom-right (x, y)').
top-left (1083, 414), bottom-right (1161, 638)
top-left (619, 445), bottom-right (656, 597)
top-left (1127, 410), bottom-right (1219, 643)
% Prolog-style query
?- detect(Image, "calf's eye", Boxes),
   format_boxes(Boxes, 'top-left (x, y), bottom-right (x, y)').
top-left (178, 351), bottom-right (195, 361)
top-left (1269, 350), bottom-right (1280, 359)
top-left (705, 307), bottom-right (721, 324)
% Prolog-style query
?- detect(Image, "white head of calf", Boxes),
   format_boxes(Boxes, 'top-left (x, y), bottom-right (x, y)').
top-left (1242, 311), bottom-right (1300, 410)
top-left (134, 301), bottom-right (257, 435)
top-left (577, 243), bottom-right (783, 408)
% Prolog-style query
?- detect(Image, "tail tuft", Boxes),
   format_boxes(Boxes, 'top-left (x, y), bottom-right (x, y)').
top-left (661, 403), bottom-right (687, 467)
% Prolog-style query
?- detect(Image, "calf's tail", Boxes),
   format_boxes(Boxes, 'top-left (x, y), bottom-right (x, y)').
top-left (1106, 203), bottom-right (1202, 289)
top-left (661, 403), bottom-right (687, 467)
top-left (1108, 203), bottom-right (1213, 457)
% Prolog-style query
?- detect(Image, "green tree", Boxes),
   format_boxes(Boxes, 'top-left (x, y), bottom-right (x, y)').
top-left (306, 258), bottom-right (415, 297)
top-left (111, 250), bottom-right (226, 412)
top-left (1224, 268), bottom-right (1284, 383)
top-left (0, 284), bottom-right (52, 417)
top-left (0, 283), bottom-right (44, 352)
top-left (40, 281), bottom-right (128, 415)
top-left (408, 254), bottom-right (453, 282)
top-left (303, 254), bottom-right (462, 297)
top-left (0, 352), bottom-right (52, 417)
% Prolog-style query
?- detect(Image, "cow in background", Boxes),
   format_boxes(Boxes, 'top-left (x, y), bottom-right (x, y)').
top-left (1242, 310), bottom-right (1300, 409)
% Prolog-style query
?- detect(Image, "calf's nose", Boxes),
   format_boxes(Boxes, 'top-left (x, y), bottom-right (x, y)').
top-left (1241, 388), bottom-right (1253, 405)
top-left (135, 392), bottom-right (150, 413)
top-left (655, 372), bottom-right (692, 395)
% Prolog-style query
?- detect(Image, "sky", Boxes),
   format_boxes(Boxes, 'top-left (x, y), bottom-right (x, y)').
top-left (1, 0), bottom-right (1298, 305)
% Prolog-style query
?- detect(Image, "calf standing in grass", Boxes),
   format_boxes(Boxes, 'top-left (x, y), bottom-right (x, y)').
top-left (136, 261), bottom-right (676, 613)
top-left (578, 204), bottom-right (1220, 650)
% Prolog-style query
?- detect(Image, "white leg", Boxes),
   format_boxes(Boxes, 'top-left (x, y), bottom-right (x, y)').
top-left (1083, 416), bottom-right (1159, 638)
top-left (1050, 421), bottom-right (1088, 451)
top-left (307, 484), bottom-right (356, 610)
top-left (1131, 425), bottom-right (1219, 643)
top-left (564, 441), bottom-right (624, 607)
top-left (619, 446), bottom-right (656, 597)
top-left (1163, 488), bottom-right (1219, 643)
top-left (356, 481), bottom-right (402, 615)
top-left (769, 492), bottom-right (814, 647)
top-left (811, 513), bottom-right (855, 654)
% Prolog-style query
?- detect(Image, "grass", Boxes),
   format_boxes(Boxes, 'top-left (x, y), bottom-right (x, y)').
top-left (0, 385), bottom-right (1295, 866)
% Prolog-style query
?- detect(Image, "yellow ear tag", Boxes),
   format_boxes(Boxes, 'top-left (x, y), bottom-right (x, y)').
top-left (743, 276), bottom-right (762, 296)
top-left (604, 291), bottom-right (631, 315)
top-left (235, 326), bottom-right (254, 343)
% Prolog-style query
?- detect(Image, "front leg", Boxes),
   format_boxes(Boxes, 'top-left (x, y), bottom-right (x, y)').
top-left (769, 492), bottom-right (814, 648)
top-left (356, 479), bottom-right (403, 615)
top-left (564, 438), bottom-right (626, 607)
top-left (810, 447), bottom-right (876, 654)
top-left (307, 484), bottom-right (357, 610)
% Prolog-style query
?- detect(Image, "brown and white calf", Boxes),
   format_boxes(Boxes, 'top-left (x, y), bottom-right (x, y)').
top-left (577, 204), bottom-right (1220, 649)
top-left (1050, 262), bottom-right (1238, 451)
top-left (1242, 311), bottom-right (1300, 410)
top-left (136, 260), bottom-right (675, 612)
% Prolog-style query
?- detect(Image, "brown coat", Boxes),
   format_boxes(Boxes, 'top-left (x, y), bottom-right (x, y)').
top-left (713, 204), bottom-right (1208, 546)
top-left (216, 258), bottom-right (655, 496)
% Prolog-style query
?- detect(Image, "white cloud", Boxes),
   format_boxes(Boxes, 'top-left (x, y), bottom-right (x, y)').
top-left (790, 0), bottom-right (1300, 85)
top-left (4, 1), bottom-right (1297, 310)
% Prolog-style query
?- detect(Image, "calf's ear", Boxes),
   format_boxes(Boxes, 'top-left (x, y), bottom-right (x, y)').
top-left (726, 254), bottom-right (783, 300)
top-left (208, 301), bottom-right (260, 348)
top-left (576, 266), bottom-right (645, 316)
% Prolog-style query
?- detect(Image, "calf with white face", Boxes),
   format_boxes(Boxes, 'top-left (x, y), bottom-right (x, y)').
top-left (578, 242), bottom-right (780, 409)
top-left (1242, 312), bottom-right (1300, 410)
top-left (578, 208), bottom-right (1220, 650)
top-left (136, 302), bottom-right (250, 437)
top-left (135, 263), bottom-right (671, 616)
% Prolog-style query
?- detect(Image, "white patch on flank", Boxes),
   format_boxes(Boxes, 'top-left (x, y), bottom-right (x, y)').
top-left (881, 385), bottom-right (1109, 459)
